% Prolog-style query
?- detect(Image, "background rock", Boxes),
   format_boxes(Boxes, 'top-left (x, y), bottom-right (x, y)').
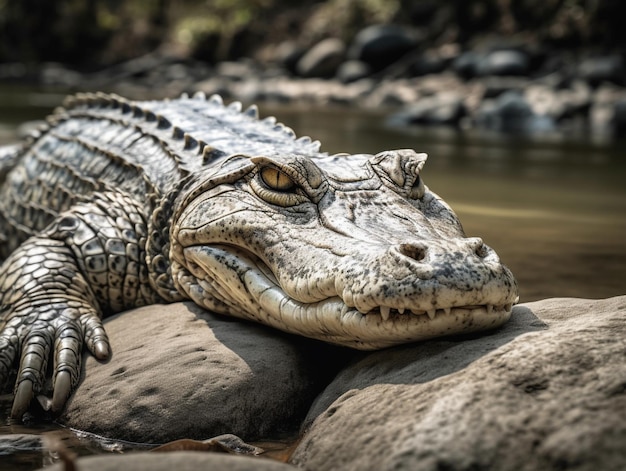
top-left (60, 303), bottom-right (340, 443)
top-left (348, 24), bottom-right (421, 72)
top-left (296, 38), bottom-right (345, 78)
top-left (477, 49), bottom-right (530, 77)
top-left (336, 60), bottom-right (371, 83)
top-left (291, 296), bottom-right (626, 471)
top-left (389, 93), bottom-right (466, 127)
top-left (612, 99), bottom-right (626, 136)
top-left (578, 56), bottom-right (625, 87)
top-left (475, 90), bottom-right (555, 133)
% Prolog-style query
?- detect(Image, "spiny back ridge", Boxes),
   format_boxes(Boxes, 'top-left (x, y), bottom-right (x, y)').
top-left (58, 92), bottom-right (322, 158)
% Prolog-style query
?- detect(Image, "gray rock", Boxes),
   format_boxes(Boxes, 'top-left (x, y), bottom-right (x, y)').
top-left (336, 60), bottom-right (371, 83)
top-left (37, 451), bottom-right (298, 471)
top-left (59, 302), bottom-right (332, 443)
top-left (296, 38), bottom-right (346, 78)
top-left (478, 50), bottom-right (530, 77)
top-left (216, 61), bottom-right (258, 82)
top-left (589, 83), bottom-right (626, 135)
top-left (525, 81), bottom-right (591, 123)
top-left (611, 99), bottom-right (626, 136)
top-left (291, 296), bottom-right (626, 471)
top-left (348, 24), bottom-right (421, 71)
top-left (389, 94), bottom-right (466, 127)
top-left (409, 51), bottom-right (450, 77)
top-left (481, 76), bottom-right (530, 98)
top-left (475, 91), bottom-right (555, 133)
top-left (578, 56), bottom-right (625, 87)
top-left (272, 40), bottom-right (305, 74)
top-left (453, 51), bottom-right (482, 79)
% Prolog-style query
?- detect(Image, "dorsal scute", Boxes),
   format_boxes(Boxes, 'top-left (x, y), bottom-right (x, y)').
top-left (55, 92), bottom-right (325, 167)
top-left (169, 93), bottom-right (323, 156)
top-left (244, 104), bottom-right (259, 119)
top-left (62, 91), bottom-right (131, 112)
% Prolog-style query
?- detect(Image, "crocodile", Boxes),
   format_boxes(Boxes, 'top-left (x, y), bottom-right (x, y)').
top-left (0, 92), bottom-right (518, 420)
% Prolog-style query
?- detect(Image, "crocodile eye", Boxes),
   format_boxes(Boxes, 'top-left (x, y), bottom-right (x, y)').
top-left (251, 166), bottom-right (308, 206)
top-left (260, 167), bottom-right (296, 192)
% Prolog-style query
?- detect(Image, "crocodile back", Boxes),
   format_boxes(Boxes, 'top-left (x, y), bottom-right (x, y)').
top-left (0, 92), bottom-right (324, 260)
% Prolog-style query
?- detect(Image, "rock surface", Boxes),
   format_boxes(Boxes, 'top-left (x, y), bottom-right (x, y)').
top-left (290, 296), bottom-right (626, 471)
top-left (296, 38), bottom-right (346, 78)
top-left (59, 302), bottom-right (337, 443)
top-left (348, 24), bottom-right (420, 71)
top-left (37, 451), bottom-right (297, 471)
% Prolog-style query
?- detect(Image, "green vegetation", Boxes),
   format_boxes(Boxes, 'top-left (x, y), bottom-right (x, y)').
top-left (0, 0), bottom-right (624, 68)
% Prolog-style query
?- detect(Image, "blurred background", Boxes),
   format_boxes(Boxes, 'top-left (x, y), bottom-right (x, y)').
top-left (0, 0), bottom-right (625, 303)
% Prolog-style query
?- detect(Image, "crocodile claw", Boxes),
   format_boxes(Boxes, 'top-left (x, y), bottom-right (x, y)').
top-left (36, 372), bottom-right (74, 413)
top-left (1, 236), bottom-right (113, 420)
top-left (51, 371), bottom-right (72, 413)
top-left (12, 379), bottom-right (34, 419)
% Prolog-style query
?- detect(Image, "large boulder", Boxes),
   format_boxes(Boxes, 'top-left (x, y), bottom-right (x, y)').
top-left (348, 24), bottom-right (421, 71)
top-left (291, 296), bottom-right (626, 471)
top-left (296, 38), bottom-right (346, 78)
top-left (59, 302), bottom-right (339, 443)
top-left (477, 49), bottom-right (530, 76)
top-left (475, 91), bottom-right (555, 133)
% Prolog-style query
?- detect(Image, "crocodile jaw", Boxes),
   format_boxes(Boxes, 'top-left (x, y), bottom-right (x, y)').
top-left (177, 245), bottom-right (514, 350)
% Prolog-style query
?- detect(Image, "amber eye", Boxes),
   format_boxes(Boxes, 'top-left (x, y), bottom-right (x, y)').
top-left (260, 167), bottom-right (296, 192)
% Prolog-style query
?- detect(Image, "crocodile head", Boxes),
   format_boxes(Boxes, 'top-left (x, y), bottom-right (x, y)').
top-left (170, 149), bottom-right (518, 349)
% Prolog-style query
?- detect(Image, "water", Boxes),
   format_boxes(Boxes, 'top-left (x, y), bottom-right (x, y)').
top-left (0, 88), bottom-right (625, 468)
top-left (266, 104), bottom-right (626, 302)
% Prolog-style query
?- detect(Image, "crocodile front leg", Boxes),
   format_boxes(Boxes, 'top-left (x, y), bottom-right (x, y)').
top-left (0, 192), bottom-right (165, 419)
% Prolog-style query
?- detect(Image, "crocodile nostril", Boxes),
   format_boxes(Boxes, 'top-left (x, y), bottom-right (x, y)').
top-left (398, 243), bottom-right (427, 262)
top-left (475, 244), bottom-right (489, 258)
top-left (467, 238), bottom-right (489, 258)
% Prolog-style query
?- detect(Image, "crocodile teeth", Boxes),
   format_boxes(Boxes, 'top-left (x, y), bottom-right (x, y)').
top-left (444, 307), bottom-right (451, 315)
top-left (487, 305), bottom-right (494, 314)
top-left (398, 307), bottom-right (405, 314)
top-left (427, 309), bottom-right (436, 320)
top-left (380, 306), bottom-right (390, 321)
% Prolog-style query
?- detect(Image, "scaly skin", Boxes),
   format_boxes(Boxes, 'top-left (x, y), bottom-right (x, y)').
top-left (0, 92), bottom-right (518, 420)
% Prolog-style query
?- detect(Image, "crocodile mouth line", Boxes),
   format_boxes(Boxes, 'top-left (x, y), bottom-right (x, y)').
top-left (366, 304), bottom-right (514, 322)
top-left (182, 244), bottom-right (516, 347)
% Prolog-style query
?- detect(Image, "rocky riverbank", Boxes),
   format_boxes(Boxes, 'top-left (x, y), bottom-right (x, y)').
top-left (19, 296), bottom-right (623, 470)
top-left (3, 23), bottom-right (626, 138)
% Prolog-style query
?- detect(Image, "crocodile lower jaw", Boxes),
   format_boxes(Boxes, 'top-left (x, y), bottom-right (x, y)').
top-left (181, 245), bottom-right (515, 350)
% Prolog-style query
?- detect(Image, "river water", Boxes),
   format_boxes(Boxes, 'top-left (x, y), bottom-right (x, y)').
top-left (0, 87), bottom-right (625, 468)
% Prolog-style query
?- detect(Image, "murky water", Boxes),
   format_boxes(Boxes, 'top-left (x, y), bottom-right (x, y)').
top-left (0, 87), bottom-right (625, 468)
top-left (267, 104), bottom-right (626, 302)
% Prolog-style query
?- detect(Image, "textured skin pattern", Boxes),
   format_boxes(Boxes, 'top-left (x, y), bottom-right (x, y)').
top-left (0, 92), bottom-right (518, 420)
